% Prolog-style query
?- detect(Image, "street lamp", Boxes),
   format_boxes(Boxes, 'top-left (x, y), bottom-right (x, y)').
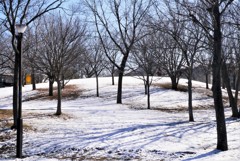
top-left (15, 24), bottom-right (27, 158)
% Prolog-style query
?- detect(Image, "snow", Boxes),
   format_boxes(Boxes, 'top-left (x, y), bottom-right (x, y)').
top-left (0, 76), bottom-right (239, 160)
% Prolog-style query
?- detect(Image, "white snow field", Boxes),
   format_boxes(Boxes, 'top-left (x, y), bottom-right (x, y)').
top-left (0, 77), bottom-right (239, 161)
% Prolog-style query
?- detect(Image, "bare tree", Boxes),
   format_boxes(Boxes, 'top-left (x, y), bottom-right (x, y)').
top-left (130, 32), bottom-right (158, 109)
top-left (175, 0), bottom-right (236, 151)
top-left (32, 14), bottom-right (86, 115)
top-left (85, 0), bottom-right (152, 103)
top-left (153, 30), bottom-right (185, 90)
top-left (84, 38), bottom-right (106, 97)
top-left (0, 0), bottom-right (64, 128)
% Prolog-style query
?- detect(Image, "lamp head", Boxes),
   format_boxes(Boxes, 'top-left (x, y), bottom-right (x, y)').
top-left (16, 24), bottom-right (27, 34)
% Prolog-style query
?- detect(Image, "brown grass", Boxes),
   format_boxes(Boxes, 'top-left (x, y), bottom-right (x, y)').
top-left (0, 109), bottom-right (12, 120)
top-left (154, 83), bottom-right (188, 92)
top-left (25, 84), bottom-right (82, 101)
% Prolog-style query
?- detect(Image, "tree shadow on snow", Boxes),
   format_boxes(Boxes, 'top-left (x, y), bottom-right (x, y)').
top-left (182, 149), bottom-right (221, 161)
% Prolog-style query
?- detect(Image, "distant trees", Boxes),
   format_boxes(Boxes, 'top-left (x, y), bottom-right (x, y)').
top-left (25, 14), bottom-right (86, 115)
top-left (83, 39), bottom-right (106, 97)
top-left (130, 32), bottom-right (158, 109)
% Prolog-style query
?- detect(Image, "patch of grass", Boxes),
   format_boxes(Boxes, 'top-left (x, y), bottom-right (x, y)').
top-left (0, 109), bottom-right (12, 120)
top-left (154, 83), bottom-right (188, 92)
top-left (25, 85), bottom-right (83, 101)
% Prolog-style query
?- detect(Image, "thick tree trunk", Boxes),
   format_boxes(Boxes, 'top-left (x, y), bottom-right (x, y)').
top-left (212, 5), bottom-right (228, 151)
top-left (170, 76), bottom-right (178, 90)
top-left (117, 71), bottom-right (123, 104)
top-left (49, 79), bottom-right (54, 96)
top-left (222, 61), bottom-right (239, 117)
top-left (12, 53), bottom-right (19, 129)
top-left (117, 54), bottom-right (128, 104)
top-left (56, 80), bottom-right (62, 115)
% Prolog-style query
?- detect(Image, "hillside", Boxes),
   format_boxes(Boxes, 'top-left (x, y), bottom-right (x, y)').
top-left (0, 77), bottom-right (239, 160)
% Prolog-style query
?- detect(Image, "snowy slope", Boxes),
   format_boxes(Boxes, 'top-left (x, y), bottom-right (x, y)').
top-left (0, 77), bottom-right (239, 161)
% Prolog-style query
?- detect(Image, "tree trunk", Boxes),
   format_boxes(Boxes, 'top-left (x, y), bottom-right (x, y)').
top-left (111, 69), bottom-right (115, 85)
top-left (211, 5), bottom-right (228, 151)
top-left (96, 73), bottom-right (99, 97)
top-left (234, 64), bottom-right (240, 117)
top-left (31, 68), bottom-right (36, 90)
top-left (222, 61), bottom-right (239, 117)
top-left (232, 73), bottom-right (236, 90)
top-left (49, 78), bottom-right (54, 96)
top-left (117, 55), bottom-right (128, 104)
top-left (117, 71), bottom-right (123, 104)
top-left (147, 74), bottom-right (150, 109)
top-left (188, 74), bottom-right (194, 122)
top-left (206, 73), bottom-right (209, 89)
top-left (12, 52), bottom-right (19, 129)
top-left (170, 76), bottom-right (178, 90)
top-left (61, 74), bottom-right (65, 89)
top-left (56, 80), bottom-right (62, 115)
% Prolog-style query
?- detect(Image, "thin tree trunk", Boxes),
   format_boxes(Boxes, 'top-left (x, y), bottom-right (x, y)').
top-left (222, 61), bottom-right (239, 117)
top-left (188, 72), bottom-right (194, 122)
top-left (147, 74), bottom-right (150, 109)
top-left (111, 68), bottom-right (115, 85)
top-left (56, 80), bottom-right (62, 115)
top-left (206, 73), bottom-right (209, 89)
top-left (61, 74), bottom-right (65, 89)
top-left (234, 64), bottom-right (240, 117)
top-left (144, 81), bottom-right (147, 95)
top-left (96, 73), bottom-right (99, 97)
top-left (31, 68), bottom-right (36, 90)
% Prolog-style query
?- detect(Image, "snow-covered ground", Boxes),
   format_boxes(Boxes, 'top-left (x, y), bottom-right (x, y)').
top-left (0, 77), bottom-right (239, 161)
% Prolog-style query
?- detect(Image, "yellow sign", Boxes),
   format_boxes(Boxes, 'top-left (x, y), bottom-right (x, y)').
top-left (26, 74), bottom-right (31, 84)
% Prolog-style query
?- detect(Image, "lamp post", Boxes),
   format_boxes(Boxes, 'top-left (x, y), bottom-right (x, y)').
top-left (15, 24), bottom-right (27, 158)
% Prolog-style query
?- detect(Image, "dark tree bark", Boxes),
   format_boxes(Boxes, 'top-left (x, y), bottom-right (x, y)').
top-left (31, 68), bottom-right (36, 90)
top-left (147, 74), bottom-right (150, 109)
top-left (188, 73), bottom-right (194, 122)
top-left (211, 3), bottom-right (228, 151)
top-left (222, 61), bottom-right (239, 117)
top-left (96, 72), bottom-right (99, 97)
top-left (56, 79), bottom-right (62, 115)
top-left (170, 76), bottom-right (178, 90)
top-left (111, 71), bottom-right (115, 85)
top-left (205, 73), bottom-right (209, 89)
top-left (117, 71), bottom-right (124, 104)
top-left (49, 78), bottom-right (54, 96)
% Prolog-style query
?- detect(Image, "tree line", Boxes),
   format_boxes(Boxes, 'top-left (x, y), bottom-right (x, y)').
top-left (0, 0), bottom-right (239, 152)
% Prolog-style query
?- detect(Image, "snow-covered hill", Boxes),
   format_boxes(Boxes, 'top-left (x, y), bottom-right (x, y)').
top-left (0, 77), bottom-right (239, 160)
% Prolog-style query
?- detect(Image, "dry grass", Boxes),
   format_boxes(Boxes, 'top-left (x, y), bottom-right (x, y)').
top-left (25, 84), bottom-right (82, 101)
top-left (154, 83), bottom-right (188, 92)
top-left (0, 109), bottom-right (12, 120)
